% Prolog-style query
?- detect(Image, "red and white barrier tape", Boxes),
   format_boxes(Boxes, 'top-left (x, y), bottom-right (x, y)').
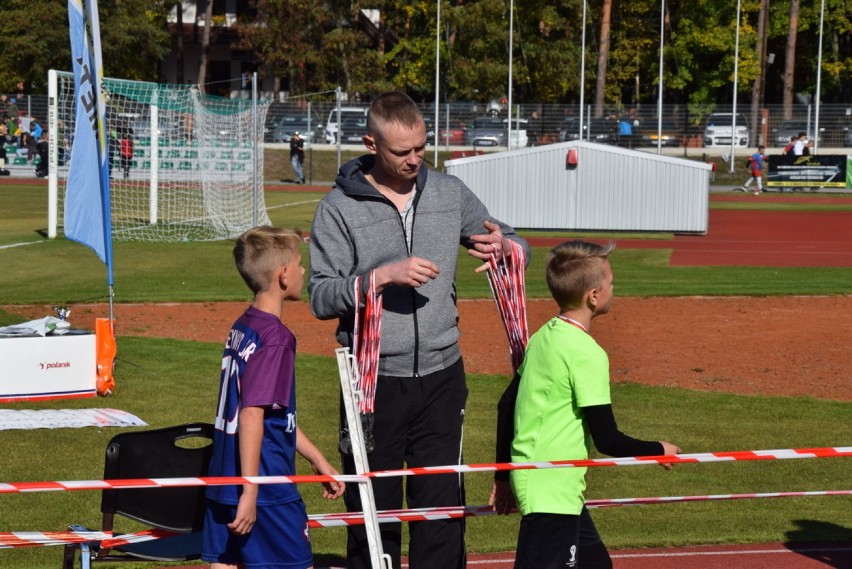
top-left (4, 490), bottom-right (851, 548)
top-left (1, 447), bottom-right (849, 495)
top-left (0, 474), bottom-right (367, 495)
top-left (585, 490), bottom-right (852, 509)
top-left (486, 240), bottom-right (528, 372)
top-left (308, 490), bottom-right (852, 526)
top-left (368, 446), bottom-right (852, 478)
top-left (0, 530), bottom-right (111, 549)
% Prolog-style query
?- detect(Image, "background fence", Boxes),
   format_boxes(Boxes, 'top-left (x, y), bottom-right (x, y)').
top-left (6, 93), bottom-right (852, 150)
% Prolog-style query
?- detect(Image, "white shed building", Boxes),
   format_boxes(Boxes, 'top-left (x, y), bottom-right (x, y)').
top-left (444, 141), bottom-right (712, 234)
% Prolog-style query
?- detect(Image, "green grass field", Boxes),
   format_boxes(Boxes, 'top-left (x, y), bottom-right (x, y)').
top-left (0, 180), bottom-right (850, 568)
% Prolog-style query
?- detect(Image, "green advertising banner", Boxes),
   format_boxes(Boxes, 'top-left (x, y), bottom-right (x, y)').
top-left (848, 156), bottom-right (851, 188)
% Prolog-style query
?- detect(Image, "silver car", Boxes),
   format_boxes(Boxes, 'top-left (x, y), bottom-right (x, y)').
top-left (267, 116), bottom-right (319, 143)
top-left (771, 120), bottom-right (823, 148)
top-left (463, 117), bottom-right (528, 147)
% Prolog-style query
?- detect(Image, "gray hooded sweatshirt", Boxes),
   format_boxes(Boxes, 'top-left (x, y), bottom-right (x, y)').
top-left (308, 155), bottom-right (529, 377)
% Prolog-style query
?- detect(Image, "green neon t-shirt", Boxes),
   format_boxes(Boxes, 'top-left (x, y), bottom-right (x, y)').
top-left (510, 317), bottom-right (612, 515)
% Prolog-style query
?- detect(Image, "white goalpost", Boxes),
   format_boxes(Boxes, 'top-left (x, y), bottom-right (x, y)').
top-left (48, 69), bottom-right (271, 242)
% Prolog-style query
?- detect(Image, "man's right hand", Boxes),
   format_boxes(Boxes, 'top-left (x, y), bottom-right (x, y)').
top-left (375, 257), bottom-right (440, 292)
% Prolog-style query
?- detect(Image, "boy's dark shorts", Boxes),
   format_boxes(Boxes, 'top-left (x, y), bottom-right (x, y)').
top-left (514, 507), bottom-right (607, 569)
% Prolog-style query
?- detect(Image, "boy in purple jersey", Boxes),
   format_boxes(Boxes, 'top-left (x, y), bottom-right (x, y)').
top-left (202, 226), bottom-right (344, 569)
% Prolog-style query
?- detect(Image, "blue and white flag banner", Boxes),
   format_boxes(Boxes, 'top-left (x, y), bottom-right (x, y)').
top-left (65, 0), bottom-right (113, 284)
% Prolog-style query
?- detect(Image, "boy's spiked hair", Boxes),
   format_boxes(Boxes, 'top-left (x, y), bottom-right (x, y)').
top-left (546, 240), bottom-right (615, 311)
top-left (233, 226), bottom-right (303, 295)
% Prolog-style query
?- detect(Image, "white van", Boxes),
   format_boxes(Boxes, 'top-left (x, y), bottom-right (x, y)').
top-left (325, 107), bottom-right (369, 144)
top-left (703, 113), bottom-right (750, 147)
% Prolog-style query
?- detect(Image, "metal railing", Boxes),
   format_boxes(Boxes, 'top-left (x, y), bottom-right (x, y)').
top-left (8, 95), bottom-right (851, 151)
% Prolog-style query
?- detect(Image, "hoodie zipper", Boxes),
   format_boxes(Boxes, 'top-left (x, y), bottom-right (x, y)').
top-left (378, 187), bottom-right (423, 378)
top-left (408, 189), bottom-right (423, 378)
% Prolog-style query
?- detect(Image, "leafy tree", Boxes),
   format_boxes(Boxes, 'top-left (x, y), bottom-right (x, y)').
top-left (667, 0), bottom-right (759, 108)
top-left (318, 1), bottom-right (392, 99)
top-left (511, 0), bottom-right (586, 103)
top-left (606, 0), bottom-right (659, 108)
top-left (0, 0), bottom-right (172, 93)
top-left (444, 0), bottom-right (511, 103)
top-left (237, 0), bottom-right (329, 96)
top-left (0, 1), bottom-right (70, 92)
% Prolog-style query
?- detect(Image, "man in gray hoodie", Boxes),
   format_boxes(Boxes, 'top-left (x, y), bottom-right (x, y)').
top-left (309, 91), bottom-right (529, 569)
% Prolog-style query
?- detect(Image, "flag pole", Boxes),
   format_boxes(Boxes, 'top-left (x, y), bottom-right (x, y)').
top-left (67, 0), bottom-right (116, 394)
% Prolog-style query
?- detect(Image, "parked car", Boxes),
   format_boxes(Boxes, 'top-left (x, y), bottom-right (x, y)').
top-left (266, 115), bottom-right (320, 144)
top-left (639, 120), bottom-right (681, 147)
top-left (338, 116), bottom-right (368, 145)
top-left (841, 119), bottom-right (852, 148)
top-left (120, 113), bottom-right (183, 141)
top-left (325, 107), bottom-right (368, 143)
top-left (423, 117), bottom-right (436, 145)
top-left (463, 117), bottom-right (528, 147)
top-left (463, 116), bottom-right (504, 146)
top-left (770, 120), bottom-right (824, 148)
top-left (816, 118), bottom-right (852, 147)
top-left (437, 119), bottom-right (467, 145)
top-left (703, 113), bottom-right (749, 147)
top-left (558, 117), bottom-right (616, 145)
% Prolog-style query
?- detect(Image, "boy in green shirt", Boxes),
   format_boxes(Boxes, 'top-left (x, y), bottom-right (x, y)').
top-left (510, 241), bottom-right (680, 568)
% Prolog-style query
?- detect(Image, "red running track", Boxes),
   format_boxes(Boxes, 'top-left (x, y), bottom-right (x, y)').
top-left (526, 207), bottom-right (852, 268)
top-left (435, 543), bottom-right (852, 568)
top-left (162, 542), bottom-right (852, 568)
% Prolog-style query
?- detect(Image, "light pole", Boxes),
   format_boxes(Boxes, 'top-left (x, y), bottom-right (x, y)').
top-left (579, 0), bottom-right (587, 139)
top-left (434, 0), bottom-right (440, 165)
top-left (729, 0), bottom-right (742, 173)
top-left (814, 0), bottom-right (825, 154)
top-left (507, 0), bottom-right (514, 150)
top-left (656, 0), bottom-right (664, 155)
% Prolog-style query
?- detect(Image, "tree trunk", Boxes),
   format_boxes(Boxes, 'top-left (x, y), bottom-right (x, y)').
top-left (750, 0), bottom-right (769, 143)
top-left (175, 1), bottom-right (184, 84)
top-left (783, 0), bottom-right (799, 119)
top-left (594, 0), bottom-right (613, 118)
top-left (198, 0), bottom-right (214, 94)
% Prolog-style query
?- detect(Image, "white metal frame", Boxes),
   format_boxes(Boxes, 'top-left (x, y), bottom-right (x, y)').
top-left (335, 347), bottom-right (392, 569)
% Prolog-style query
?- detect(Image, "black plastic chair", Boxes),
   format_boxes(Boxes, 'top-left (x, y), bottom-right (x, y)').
top-left (62, 423), bottom-right (214, 569)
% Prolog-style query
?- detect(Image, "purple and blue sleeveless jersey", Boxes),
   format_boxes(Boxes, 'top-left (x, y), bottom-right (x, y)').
top-left (206, 306), bottom-right (301, 506)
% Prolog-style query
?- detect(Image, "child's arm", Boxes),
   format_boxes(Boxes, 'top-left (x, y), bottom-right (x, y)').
top-left (489, 372), bottom-right (521, 515)
top-left (229, 406), bottom-right (264, 536)
top-left (583, 404), bottom-right (681, 468)
top-left (296, 426), bottom-right (345, 499)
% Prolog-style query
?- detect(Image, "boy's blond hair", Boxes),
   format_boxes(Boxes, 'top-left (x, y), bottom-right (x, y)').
top-left (546, 240), bottom-right (615, 311)
top-left (367, 91), bottom-right (424, 137)
top-left (233, 226), bottom-right (303, 295)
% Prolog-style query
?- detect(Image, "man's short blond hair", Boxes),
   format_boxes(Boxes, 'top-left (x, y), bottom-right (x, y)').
top-left (366, 91), bottom-right (424, 138)
top-left (546, 240), bottom-right (615, 311)
top-left (233, 226), bottom-right (303, 295)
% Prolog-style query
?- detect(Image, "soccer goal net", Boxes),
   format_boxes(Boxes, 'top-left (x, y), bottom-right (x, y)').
top-left (48, 70), bottom-right (271, 242)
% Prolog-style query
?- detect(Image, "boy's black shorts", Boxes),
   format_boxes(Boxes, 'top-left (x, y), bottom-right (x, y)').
top-left (514, 507), bottom-right (612, 569)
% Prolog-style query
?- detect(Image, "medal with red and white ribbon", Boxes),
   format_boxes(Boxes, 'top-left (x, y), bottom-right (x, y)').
top-left (341, 270), bottom-right (382, 453)
top-left (486, 239), bottom-right (528, 371)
